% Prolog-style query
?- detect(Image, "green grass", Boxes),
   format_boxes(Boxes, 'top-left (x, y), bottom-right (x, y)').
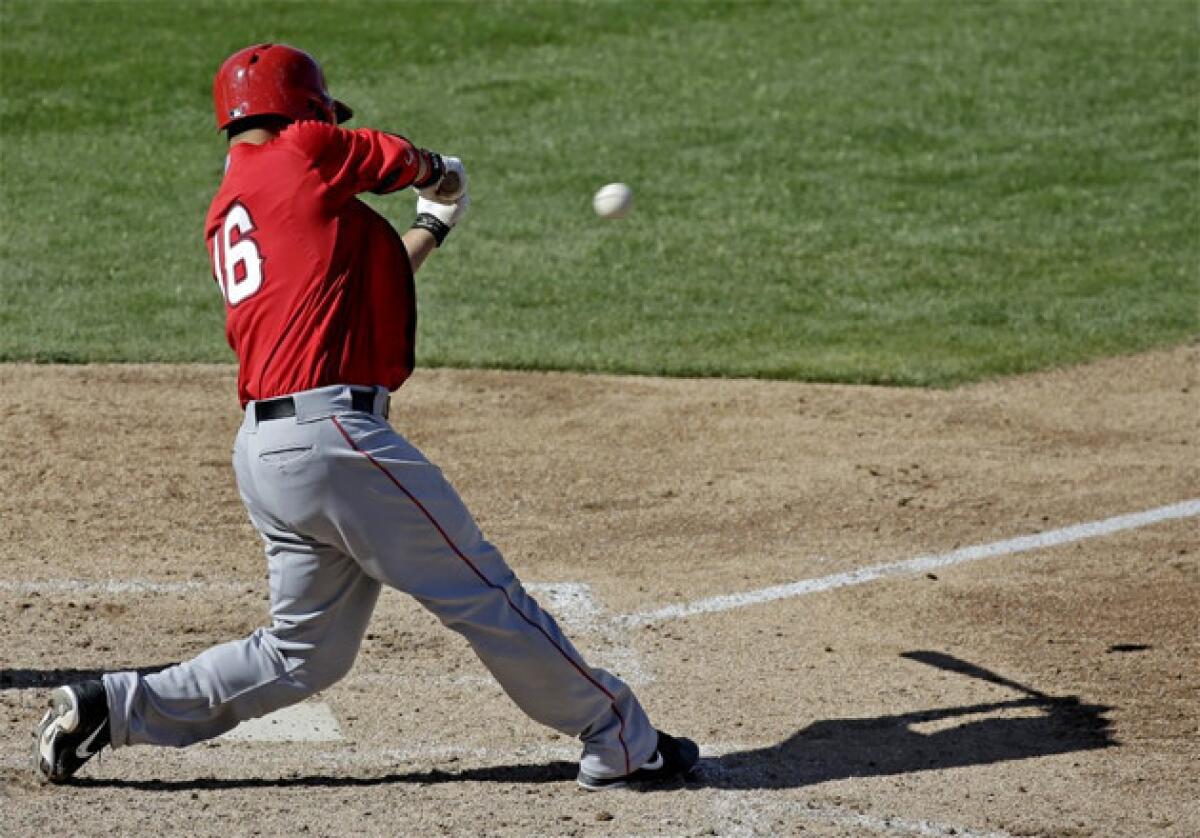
top-left (1, 0), bottom-right (1196, 385)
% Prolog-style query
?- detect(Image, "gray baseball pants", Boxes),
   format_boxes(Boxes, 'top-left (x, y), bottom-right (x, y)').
top-left (102, 384), bottom-right (655, 778)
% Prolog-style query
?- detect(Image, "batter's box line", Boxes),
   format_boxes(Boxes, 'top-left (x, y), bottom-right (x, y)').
top-left (618, 498), bottom-right (1200, 627)
top-left (0, 578), bottom-right (655, 688)
top-left (4, 498), bottom-right (1195, 635)
top-left (524, 582), bottom-right (655, 685)
top-left (0, 579), bottom-right (252, 595)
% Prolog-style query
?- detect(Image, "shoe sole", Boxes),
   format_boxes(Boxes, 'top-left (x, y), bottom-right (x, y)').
top-left (577, 764), bottom-right (697, 792)
top-left (577, 770), bottom-right (697, 792)
top-left (32, 687), bottom-right (80, 783)
top-left (577, 777), bottom-right (629, 791)
top-left (33, 708), bottom-right (59, 782)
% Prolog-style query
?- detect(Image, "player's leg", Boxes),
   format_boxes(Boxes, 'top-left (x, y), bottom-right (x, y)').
top-left (315, 412), bottom-right (685, 783)
top-left (37, 527), bottom-right (379, 781)
top-left (103, 540), bottom-right (379, 749)
top-left (95, 412), bottom-right (381, 753)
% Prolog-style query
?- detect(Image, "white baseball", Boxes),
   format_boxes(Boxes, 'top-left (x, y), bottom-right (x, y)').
top-left (593, 182), bottom-right (634, 219)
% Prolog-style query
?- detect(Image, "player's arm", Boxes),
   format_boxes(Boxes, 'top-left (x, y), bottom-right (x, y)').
top-left (401, 228), bottom-right (439, 274)
top-left (404, 191), bottom-right (470, 273)
top-left (292, 122), bottom-right (453, 205)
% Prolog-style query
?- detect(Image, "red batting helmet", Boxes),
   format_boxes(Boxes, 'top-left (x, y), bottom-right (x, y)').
top-left (213, 43), bottom-right (353, 131)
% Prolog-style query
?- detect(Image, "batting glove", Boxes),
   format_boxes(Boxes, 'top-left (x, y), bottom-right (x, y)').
top-left (411, 190), bottom-right (470, 246)
top-left (418, 155), bottom-right (467, 204)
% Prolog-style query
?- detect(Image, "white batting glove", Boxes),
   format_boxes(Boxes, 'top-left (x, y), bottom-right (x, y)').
top-left (411, 190), bottom-right (470, 246)
top-left (418, 155), bottom-right (467, 204)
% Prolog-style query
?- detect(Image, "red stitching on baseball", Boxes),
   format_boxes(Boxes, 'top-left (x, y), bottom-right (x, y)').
top-left (331, 416), bottom-right (633, 774)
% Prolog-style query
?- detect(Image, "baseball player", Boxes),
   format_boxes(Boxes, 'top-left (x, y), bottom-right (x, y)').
top-left (34, 43), bottom-right (697, 791)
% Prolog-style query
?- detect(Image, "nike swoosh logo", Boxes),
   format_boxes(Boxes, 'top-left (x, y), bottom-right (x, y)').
top-left (75, 719), bottom-right (109, 759)
top-left (641, 751), bottom-right (664, 771)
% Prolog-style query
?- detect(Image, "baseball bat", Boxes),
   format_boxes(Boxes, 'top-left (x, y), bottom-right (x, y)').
top-left (901, 650), bottom-right (1050, 700)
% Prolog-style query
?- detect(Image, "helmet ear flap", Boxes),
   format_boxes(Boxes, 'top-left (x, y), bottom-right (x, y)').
top-left (305, 96), bottom-right (352, 125)
top-left (307, 98), bottom-right (334, 123)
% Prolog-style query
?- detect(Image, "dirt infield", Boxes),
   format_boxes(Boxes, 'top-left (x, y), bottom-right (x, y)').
top-left (1, 346), bottom-right (1196, 837)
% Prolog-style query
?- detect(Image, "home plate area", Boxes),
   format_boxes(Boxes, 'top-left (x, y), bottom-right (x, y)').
top-left (219, 701), bottom-right (344, 743)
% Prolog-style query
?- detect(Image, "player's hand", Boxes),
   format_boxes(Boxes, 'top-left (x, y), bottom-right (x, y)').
top-left (417, 190), bottom-right (469, 227)
top-left (418, 156), bottom-right (467, 204)
top-left (411, 189), bottom-right (470, 246)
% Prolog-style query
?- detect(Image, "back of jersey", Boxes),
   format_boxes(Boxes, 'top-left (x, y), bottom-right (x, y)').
top-left (205, 121), bottom-right (423, 405)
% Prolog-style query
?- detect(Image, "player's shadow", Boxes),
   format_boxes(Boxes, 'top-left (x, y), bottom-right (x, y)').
top-left (24, 651), bottom-right (1117, 791)
top-left (68, 762), bottom-right (581, 791)
top-left (0, 665), bottom-right (175, 690)
top-left (699, 693), bottom-right (1113, 790)
top-left (696, 649), bottom-right (1115, 790)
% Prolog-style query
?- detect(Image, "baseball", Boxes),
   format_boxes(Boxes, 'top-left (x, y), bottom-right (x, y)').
top-left (593, 182), bottom-right (634, 219)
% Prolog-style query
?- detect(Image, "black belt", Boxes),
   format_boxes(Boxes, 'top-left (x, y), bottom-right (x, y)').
top-left (254, 388), bottom-right (378, 422)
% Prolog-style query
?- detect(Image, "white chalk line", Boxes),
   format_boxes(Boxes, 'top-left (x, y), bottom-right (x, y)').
top-left (0, 580), bottom-right (599, 633)
top-left (8, 500), bottom-right (1195, 632)
top-left (621, 498), bottom-right (1200, 626)
top-left (0, 579), bottom-right (252, 595)
top-left (0, 578), bottom-right (653, 683)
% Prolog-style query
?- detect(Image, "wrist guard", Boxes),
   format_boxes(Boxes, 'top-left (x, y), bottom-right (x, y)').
top-left (411, 213), bottom-right (451, 246)
top-left (413, 150), bottom-right (445, 190)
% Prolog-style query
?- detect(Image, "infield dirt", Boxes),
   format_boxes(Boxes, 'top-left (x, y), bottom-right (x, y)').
top-left (0, 346), bottom-right (1196, 837)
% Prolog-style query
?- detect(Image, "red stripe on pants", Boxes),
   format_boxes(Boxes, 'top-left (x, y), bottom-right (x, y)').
top-left (330, 416), bottom-right (632, 774)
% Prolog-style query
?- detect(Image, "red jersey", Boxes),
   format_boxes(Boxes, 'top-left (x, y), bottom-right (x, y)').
top-left (205, 121), bottom-right (426, 406)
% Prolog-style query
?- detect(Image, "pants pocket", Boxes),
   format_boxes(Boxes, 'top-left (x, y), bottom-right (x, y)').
top-left (259, 446), bottom-right (315, 467)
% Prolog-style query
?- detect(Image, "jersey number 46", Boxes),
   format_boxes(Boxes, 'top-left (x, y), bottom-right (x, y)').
top-left (210, 203), bottom-right (264, 306)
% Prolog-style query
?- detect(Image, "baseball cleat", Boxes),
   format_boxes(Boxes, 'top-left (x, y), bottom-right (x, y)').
top-left (576, 730), bottom-right (700, 791)
top-left (33, 680), bottom-right (111, 783)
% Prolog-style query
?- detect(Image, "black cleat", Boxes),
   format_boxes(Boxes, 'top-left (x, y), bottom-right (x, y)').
top-left (577, 730), bottom-right (699, 791)
top-left (33, 680), bottom-right (111, 783)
